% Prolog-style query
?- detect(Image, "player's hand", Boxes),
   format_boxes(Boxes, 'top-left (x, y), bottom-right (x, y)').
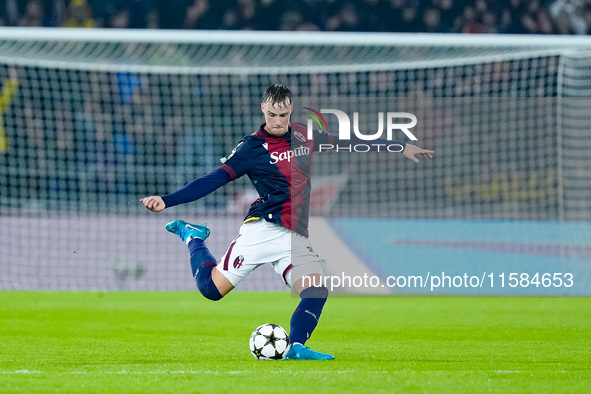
top-left (402, 144), bottom-right (434, 163)
top-left (140, 196), bottom-right (166, 212)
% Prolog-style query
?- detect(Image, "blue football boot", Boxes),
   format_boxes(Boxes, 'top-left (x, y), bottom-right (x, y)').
top-left (165, 220), bottom-right (210, 243)
top-left (284, 343), bottom-right (335, 360)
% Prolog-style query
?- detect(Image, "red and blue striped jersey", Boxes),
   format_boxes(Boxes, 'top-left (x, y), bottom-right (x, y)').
top-left (221, 123), bottom-right (334, 237)
top-left (162, 122), bottom-right (405, 237)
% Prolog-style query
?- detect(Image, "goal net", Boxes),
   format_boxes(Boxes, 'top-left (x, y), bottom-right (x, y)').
top-left (1, 29), bottom-right (590, 294)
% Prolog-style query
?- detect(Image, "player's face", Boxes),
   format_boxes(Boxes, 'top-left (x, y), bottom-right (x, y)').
top-left (261, 100), bottom-right (292, 136)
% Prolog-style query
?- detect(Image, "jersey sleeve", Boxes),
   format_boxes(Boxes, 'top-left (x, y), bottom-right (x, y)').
top-left (311, 128), bottom-right (338, 151)
top-left (220, 139), bottom-right (256, 180)
top-left (161, 167), bottom-right (231, 208)
top-left (347, 134), bottom-right (406, 151)
top-left (311, 128), bottom-right (406, 152)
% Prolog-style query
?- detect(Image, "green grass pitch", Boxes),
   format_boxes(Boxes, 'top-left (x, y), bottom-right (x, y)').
top-left (1, 292), bottom-right (590, 393)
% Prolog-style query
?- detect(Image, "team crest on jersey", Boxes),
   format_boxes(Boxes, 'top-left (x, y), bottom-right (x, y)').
top-left (293, 130), bottom-right (307, 143)
top-left (233, 255), bottom-right (244, 269)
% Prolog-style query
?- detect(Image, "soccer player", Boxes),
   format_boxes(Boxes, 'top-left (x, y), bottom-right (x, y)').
top-left (140, 84), bottom-right (433, 360)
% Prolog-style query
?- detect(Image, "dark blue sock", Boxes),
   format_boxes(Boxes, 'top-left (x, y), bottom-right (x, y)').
top-left (188, 238), bottom-right (222, 301)
top-left (188, 238), bottom-right (217, 277)
top-left (289, 286), bottom-right (328, 345)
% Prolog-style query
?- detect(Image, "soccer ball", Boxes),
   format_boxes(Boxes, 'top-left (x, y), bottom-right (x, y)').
top-left (249, 323), bottom-right (290, 360)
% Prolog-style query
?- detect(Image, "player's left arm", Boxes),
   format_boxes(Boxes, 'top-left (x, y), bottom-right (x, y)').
top-left (311, 128), bottom-right (433, 162)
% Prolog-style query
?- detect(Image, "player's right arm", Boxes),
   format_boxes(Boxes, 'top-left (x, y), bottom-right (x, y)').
top-left (140, 167), bottom-right (232, 212)
top-left (140, 138), bottom-right (255, 212)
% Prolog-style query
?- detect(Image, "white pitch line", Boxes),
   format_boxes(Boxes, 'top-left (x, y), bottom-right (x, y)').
top-left (492, 370), bottom-right (570, 374)
top-left (0, 370), bottom-right (41, 374)
top-left (0, 369), bottom-right (359, 375)
top-left (1, 369), bottom-right (578, 375)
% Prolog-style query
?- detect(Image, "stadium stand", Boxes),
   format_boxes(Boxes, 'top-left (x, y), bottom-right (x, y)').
top-left (0, 0), bottom-right (591, 35)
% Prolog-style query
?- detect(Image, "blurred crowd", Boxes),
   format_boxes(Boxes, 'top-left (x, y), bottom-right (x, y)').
top-left (1, 0), bottom-right (591, 34)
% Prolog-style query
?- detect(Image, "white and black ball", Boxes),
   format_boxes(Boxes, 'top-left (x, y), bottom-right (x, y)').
top-left (249, 323), bottom-right (290, 360)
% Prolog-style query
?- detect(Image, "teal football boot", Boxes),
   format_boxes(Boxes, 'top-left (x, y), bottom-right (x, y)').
top-left (165, 220), bottom-right (210, 243)
top-left (284, 343), bottom-right (334, 360)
